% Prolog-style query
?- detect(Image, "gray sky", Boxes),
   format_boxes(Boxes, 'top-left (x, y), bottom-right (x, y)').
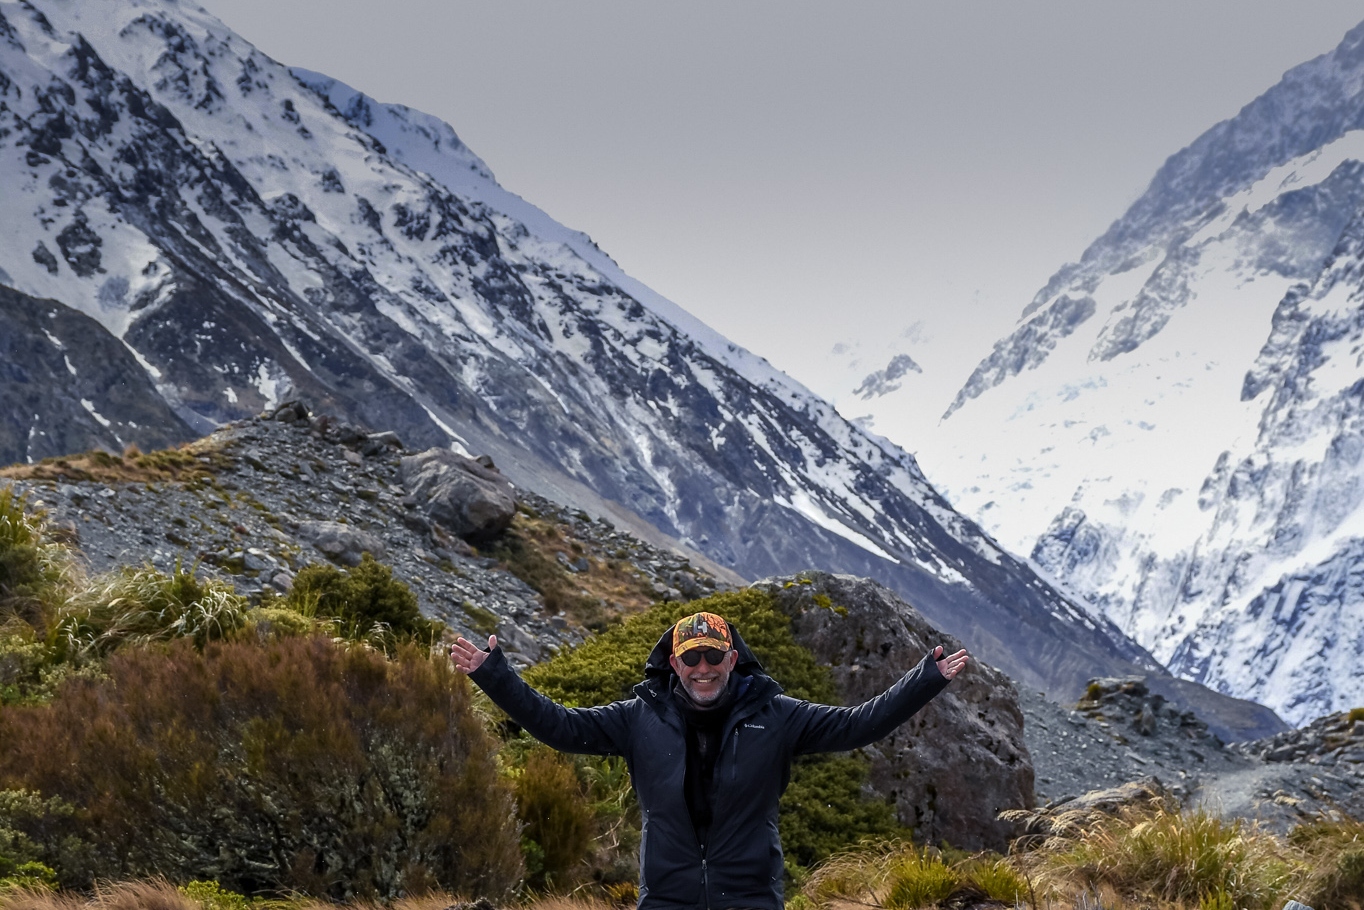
top-left (200, 0), bottom-right (1364, 442)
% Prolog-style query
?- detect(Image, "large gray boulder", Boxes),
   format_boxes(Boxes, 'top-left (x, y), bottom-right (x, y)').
top-left (297, 520), bottom-right (387, 567)
top-left (755, 571), bottom-right (1034, 851)
top-left (400, 449), bottom-right (516, 541)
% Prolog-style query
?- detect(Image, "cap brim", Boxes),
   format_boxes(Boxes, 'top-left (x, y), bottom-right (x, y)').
top-left (674, 638), bottom-right (731, 656)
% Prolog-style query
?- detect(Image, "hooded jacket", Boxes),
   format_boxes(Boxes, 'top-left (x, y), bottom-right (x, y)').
top-left (468, 625), bottom-right (950, 910)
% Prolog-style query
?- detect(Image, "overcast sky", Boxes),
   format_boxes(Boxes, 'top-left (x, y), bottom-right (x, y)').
top-left (200, 0), bottom-right (1364, 443)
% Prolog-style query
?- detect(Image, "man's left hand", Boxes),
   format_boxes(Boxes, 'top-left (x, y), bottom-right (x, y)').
top-left (934, 646), bottom-right (969, 680)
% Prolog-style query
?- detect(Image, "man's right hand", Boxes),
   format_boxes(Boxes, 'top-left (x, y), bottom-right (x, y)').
top-left (450, 635), bottom-right (497, 675)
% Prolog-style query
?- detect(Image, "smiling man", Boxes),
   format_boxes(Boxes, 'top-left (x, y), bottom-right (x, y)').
top-left (450, 610), bottom-right (967, 910)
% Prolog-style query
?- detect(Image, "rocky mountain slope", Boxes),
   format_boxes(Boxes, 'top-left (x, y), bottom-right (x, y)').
top-left (0, 0), bottom-right (1235, 712)
top-left (915, 18), bottom-right (1364, 725)
top-left (8, 420), bottom-right (1346, 833)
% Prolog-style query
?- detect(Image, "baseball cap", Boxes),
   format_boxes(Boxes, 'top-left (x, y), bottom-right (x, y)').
top-left (672, 612), bottom-right (732, 657)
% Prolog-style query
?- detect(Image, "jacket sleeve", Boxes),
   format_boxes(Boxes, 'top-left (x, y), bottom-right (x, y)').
top-left (468, 646), bottom-right (632, 756)
top-left (788, 651), bottom-right (950, 755)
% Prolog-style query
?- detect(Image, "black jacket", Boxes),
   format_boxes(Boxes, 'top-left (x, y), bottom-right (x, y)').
top-left (468, 626), bottom-right (950, 910)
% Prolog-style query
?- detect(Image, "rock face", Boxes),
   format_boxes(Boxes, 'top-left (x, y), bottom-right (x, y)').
top-left (400, 449), bottom-right (516, 541)
top-left (297, 520), bottom-right (387, 567)
top-left (756, 572), bottom-right (1033, 851)
top-left (0, 285), bottom-right (197, 464)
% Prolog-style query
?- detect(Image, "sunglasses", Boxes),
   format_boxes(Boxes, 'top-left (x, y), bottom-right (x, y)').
top-left (679, 648), bottom-right (728, 667)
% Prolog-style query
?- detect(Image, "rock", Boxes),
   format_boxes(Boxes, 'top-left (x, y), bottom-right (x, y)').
top-left (399, 448), bottom-right (516, 541)
top-left (361, 431), bottom-right (403, 457)
top-left (1136, 702), bottom-right (1157, 736)
top-left (243, 548), bottom-right (272, 572)
top-left (495, 620), bottom-right (545, 665)
top-left (268, 400), bottom-right (310, 423)
top-left (1060, 777), bottom-right (1171, 815)
top-left (297, 520), bottom-right (387, 567)
top-left (755, 571), bottom-right (1033, 851)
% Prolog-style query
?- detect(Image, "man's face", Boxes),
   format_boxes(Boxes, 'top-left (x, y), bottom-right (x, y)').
top-left (669, 648), bottom-right (739, 705)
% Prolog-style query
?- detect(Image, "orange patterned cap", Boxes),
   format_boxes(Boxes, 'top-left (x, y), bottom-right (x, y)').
top-left (672, 611), bottom-right (732, 656)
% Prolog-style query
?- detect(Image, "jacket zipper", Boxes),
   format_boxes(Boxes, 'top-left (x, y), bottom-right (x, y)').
top-left (702, 855), bottom-right (710, 910)
top-left (731, 727), bottom-right (738, 781)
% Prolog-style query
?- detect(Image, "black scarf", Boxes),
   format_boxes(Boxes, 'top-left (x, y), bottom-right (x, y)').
top-left (672, 674), bottom-right (740, 850)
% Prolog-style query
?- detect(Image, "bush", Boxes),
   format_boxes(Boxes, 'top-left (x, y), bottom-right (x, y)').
top-left (884, 849), bottom-right (959, 909)
top-left (1025, 802), bottom-right (1298, 910)
top-left (285, 556), bottom-right (437, 648)
top-left (521, 590), bottom-right (906, 882)
top-left (1291, 816), bottom-right (1364, 910)
top-left (0, 487), bottom-right (77, 632)
top-left (0, 636), bottom-right (522, 900)
top-left (52, 564), bottom-right (249, 662)
top-left (514, 748), bottom-right (595, 889)
top-left (0, 626), bottom-right (101, 707)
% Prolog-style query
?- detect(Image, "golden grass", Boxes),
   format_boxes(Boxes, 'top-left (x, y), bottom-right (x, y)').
top-left (485, 512), bottom-right (657, 630)
top-left (0, 442), bottom-right (229, 485)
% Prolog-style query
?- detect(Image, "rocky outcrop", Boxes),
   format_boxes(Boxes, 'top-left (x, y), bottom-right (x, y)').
top-left (756, 571), bottom-right (1033, 852)
top-left (2, 410), bottom-right (728, 668)
top-left (400, 449), bottom-right (516, 541)
top-left (0, 284), bottom-right (197, 464)
top-left (297, 520), bottom-right (387, 567)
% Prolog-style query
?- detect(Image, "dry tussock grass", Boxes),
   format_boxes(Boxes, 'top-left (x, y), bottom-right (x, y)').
top-left (0, 880), bottom-right (191, 910)
top-left (0, 442), bottom-right (229, 485)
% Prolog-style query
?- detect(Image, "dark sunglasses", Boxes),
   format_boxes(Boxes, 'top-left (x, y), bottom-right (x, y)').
top-left (680, 648), bottom-right (728, 667)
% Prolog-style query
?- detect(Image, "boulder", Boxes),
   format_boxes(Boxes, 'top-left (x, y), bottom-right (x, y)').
top-left (297, 520), bottom-right (387, 567)
top-left (400, 448), bottom-right (516, 541)
top-left (755, 571), bottom-right (1034, 851)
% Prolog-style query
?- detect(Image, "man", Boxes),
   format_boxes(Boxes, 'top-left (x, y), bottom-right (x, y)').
top-left (451, 610), bottom-right (968, 910)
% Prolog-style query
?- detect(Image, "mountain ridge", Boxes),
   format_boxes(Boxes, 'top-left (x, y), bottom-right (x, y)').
top-left (0, 0), bottom-right (1283, 731)
top-left (922, 16), bottom-right (1364, 725)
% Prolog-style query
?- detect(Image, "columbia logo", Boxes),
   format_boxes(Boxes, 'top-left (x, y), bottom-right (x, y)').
top-left (743, 723), bottom-right (766, 730)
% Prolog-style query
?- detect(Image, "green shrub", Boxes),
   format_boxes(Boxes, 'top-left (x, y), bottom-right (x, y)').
top-left (0, 486), bottom-right (76, 632)
top-left (1348, 706), bottom-right (1364, 724)
top-left (0, 626), bottom-right (100, 706)
top-left (958, 855), bottom-right (1027, 903)
top-left (52, 564), bottom-right (250, 662)
top-left (514, 747), bottom-right (595, 889)
top-left (286, 556), bottom-right (436, 647)
top-left (0, 789), bottom-right (75, 893)
top-left (0, 636), bottom-right (522, 900)
top-left (779, 754), bottom-right (899, 869)
top-left (884, 849), bottom-right (959, 909)
top-left (522, 589), bottom-right (907, 881)
top-left (180, 880), bottom-right (253, 910)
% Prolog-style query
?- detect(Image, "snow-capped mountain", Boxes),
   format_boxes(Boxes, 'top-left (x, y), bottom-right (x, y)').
top-left (0, 0), bottom-right (1290, 732)
top-left (924, 19), bottom-right (1364, 725)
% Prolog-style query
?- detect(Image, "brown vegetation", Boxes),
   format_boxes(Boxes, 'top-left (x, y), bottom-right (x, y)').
top-left (483, 510), bottom-right (656, 631)
top-left (0, 442), bottom-right (229, 485)
top-left (0, 637), bottom-right (521, 901)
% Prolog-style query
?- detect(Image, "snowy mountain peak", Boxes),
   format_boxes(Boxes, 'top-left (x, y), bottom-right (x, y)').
top-left (921, 17), bottom-right (1364, 725)
top-left (0, 0), bottom-right (1218, 713)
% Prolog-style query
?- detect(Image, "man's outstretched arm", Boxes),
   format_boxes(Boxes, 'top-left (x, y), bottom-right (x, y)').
top-left (790, 646), bottom-right (967, 755)
top-left (451, 635), bottom-right (630, 756)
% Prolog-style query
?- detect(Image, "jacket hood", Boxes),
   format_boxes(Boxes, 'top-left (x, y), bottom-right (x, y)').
top-left (643, 620), bottom-right (767, 684)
